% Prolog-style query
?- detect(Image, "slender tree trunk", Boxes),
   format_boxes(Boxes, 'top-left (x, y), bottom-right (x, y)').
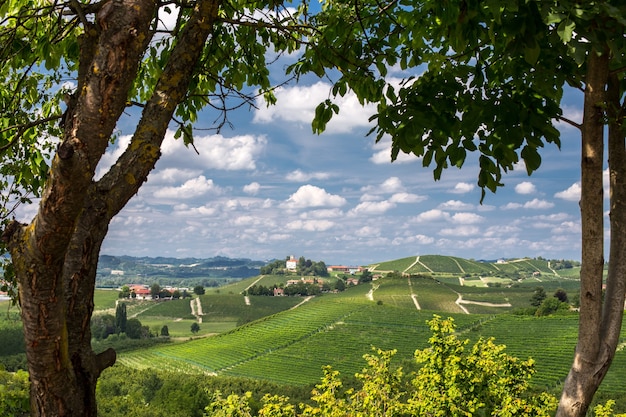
top-left (556, 49), bottom-right (626, 417)
top-left (2, 0), bottom-right (221, 414)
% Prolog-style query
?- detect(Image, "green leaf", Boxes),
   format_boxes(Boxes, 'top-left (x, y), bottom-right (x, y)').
top-left (521, 145), bottom-right (542, 174)
top-left (557, 19), bottom-right (575, 43)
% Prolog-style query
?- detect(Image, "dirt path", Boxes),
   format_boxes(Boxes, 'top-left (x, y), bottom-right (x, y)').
top-left (455, 294), bottom-right (470, 314)
top-left (407, 277), bottom-right (421, 310)
top-left (451, 258), bottom-right (465, 274)
top-left (454, 292), bottom-right (511, 314)
top-left (191, 297), bottom-right (204, 323)
top-left (366, 285), bottom-right (379, 301)
top-left (290, 296), bottom-right (314, 310)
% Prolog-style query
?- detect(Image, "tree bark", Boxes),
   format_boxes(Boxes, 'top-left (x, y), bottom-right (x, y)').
top-left (556, 49), bottom-right (626, 417)
top-left (2, 0), bottom-right (221, 415)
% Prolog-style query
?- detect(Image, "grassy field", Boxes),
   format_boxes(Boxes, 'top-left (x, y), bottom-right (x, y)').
top-left (8, 254), bottom-right (622, 407)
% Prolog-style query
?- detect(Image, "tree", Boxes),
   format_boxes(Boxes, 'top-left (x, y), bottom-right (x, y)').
top-left (555, 288), bottom-right (569, 303)
top-left (118, 285), bottom-right (131, 299)
top-left (1, 2), bottom-right (305, 414)
top-left (531, 287), bottom-right (548, 307)
top-left (191, 322), bottom-right (200, 334)
top-left (536, 297), bottom-right (570, 317)
top-left (193, 285), bottom-right (206, 296)
top-left (115, 302), bottom-right (127, 334)
top-left (160, 325), bottom-right (169, 337)
top-left (294, 2), bottom-right (626, 415)
top-left (150, 283), bottom-right (162, 300)
top-left (125, 318), bottom-right (144, 340)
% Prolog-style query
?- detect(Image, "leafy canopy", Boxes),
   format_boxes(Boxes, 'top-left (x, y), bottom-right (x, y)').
top-left (293, 0), bottom-right (626, 201)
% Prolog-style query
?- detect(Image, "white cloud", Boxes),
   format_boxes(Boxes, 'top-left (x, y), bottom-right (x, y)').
top-left (501, 202), bottom-right (523, 210)
top-left (285, 219), bottom-right (335, 231)
top-left (439, 226), bottom-right (480, 237)
top-left (160, 131), bottom-right (266, 171)
top-left (286, 169), bottom-right (331, 182)
top-left (283, 185), bottom-right (347, 209)
top-left (515, 181), bottom-right (537, 195)
top-left (389, 192), bottom-right (426, 204)
top-left (153, 176), bottom-right (221, 200)
top-left (554, 182), bottom-right (581, 201)
top-left (361, 177), bottom-right (406, 195)
top-left (253, 81), bottom-right (375, 134)
top-left (392, 234), bottom-right (435, 245)
top-left (379, 177), bottom-right (404, 193)
top-left (148, 168), bottom-right (203, 185)
top-left (451, 212), bottom-right (484, 224)
top-left (355, 226), bottom-right (381, 237)
top-left (450, 182), bottom-right (474, 194)
top-left (551, 221), bottom-right (580, 234)
top-left (524, 198), bottom-right (555, 209)
top-left (438, 200), bottom-right (474, 211)
top-left (349, 200), bottom-right (396, 215)
top-left (299, 208), bottom-right (343, 219)
top-left (412, 209), bottom-right (450, 223)
top-left (243, 182), bottom-right (261, 195)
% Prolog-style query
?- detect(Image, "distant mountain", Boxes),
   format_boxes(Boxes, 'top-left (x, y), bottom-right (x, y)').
top-left (97, 255), bottom-right (265, 279)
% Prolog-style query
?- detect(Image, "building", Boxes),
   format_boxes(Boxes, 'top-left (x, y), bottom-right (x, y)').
top-left (286, 256), bottom-right (298, 271)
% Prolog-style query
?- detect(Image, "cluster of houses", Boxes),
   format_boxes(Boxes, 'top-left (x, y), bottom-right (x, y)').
top-left (124, 284), bottom-right (191, 300)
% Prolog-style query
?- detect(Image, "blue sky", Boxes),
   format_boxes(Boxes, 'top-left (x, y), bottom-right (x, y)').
top-left (86, 77), bottom-right (587, 266)
top-left (18, 14), bottom-right (592, 267)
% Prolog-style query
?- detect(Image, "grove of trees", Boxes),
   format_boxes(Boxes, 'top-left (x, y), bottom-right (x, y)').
top-left (1, 0), bottom-right (625, 416)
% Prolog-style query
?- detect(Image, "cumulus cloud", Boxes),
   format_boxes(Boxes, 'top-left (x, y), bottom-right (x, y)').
top-left (243, 182), bottom-right (261, 195)
top-left (438, 200), bottom-right (474, 211)
top-left (515, 181), bottom-right (537, 195)
top-left (283, 185), bottom-right (347, 209)
top-left (412, 209), bottom-right (451, 223)
top-left (286, 169), bottom-right (331, 182)
top-left (253, 81), bottom-right (375, 134)
top-left (349, 200), bottom-right (396, 215)
top-left (554, 182), bottom-right (581, 201)
top-left (451, 212), bottom-right (484, 224)
top-left (285, 219), bottom-right (335, 231)
top-left (160, 131), bottom-right (266, 171)
top-left (439, 226), bottom-right (480, 237)
top-left (148, 168), bottom-right (203, 185)
top-left (389, 192), bottom-right (427, 204)
top-left (361, 177), bottom-right (405, 194)
top-left (450, 182), bottom-right (474, 194)
top-left (392, 234), bottom-right (435, 245)
top-left (355, 226), bottom-right (381, 237)
top-left (524, 198), bottom-right (555, 209)
top-left (153, 176), bottom-right (221, 200)
top-left (502, 199), bottom-right (555, 210)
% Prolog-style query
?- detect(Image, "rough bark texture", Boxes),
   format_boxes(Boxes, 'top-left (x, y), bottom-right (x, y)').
top-left (556, 49), bottom-right (626, 417)
top-left (2, 0), bottom-right (222, 415)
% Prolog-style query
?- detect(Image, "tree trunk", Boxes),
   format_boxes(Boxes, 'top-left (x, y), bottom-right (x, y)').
top-left (557, 49), bottom-right (626, 417)
top-left (1, 0), bottom-right (221, 415)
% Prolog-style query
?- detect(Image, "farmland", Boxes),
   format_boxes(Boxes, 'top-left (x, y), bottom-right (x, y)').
top-left (110, 255), bottom-right (595, 395)
top-left (8, 254), bottom-right (624, 411)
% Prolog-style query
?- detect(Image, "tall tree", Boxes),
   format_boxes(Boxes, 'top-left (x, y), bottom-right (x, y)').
top-left (294, 1), bottom-right (626, 416)
top-left (0, 0), bottom-right (304, 415)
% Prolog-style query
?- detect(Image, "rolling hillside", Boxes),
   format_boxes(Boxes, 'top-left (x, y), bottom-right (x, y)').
top-left (114, 263), bottom-right (618, 398)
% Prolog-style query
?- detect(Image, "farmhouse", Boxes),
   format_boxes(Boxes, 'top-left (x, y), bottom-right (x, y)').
top-left (286, 256), bottom-right (297, 271)
top-left (128, 284), bottom-right (151, 299)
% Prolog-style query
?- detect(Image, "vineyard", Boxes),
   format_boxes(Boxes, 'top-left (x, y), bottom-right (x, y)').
top-left (117, 276), bottom-right (624, 397)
